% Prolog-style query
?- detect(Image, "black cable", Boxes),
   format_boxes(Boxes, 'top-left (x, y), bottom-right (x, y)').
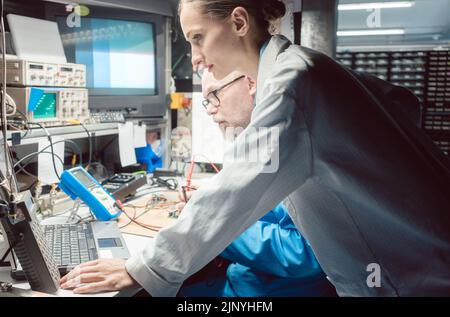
top-left (149, 177), bottom-right (178, 190)
top-left (27, 122), bottom-right (61, 180)
top-left (11, 137), bottom-right (69, 184)
top-left (13, 151), bottom-right (65, 177)
top-left (13, 139), bottom-right (81, 168)
top-left (78, 122), bottom-right (92, 168)
top-left (15, 109), bottom-right (28, 121)
top-left (10, 109), bottom-right (30, 139)
top-left (0, 238), bottom-right (19, 265)
top-left (23, 178), bottom-right (38, 191)
top-left (60, 139), bottom-right (83, 165)
top-left (0, 245), bottom-right (13, 264)
top-left (13, 139), bottom-right (82, 168)
top-left (9, 239), bottom-right (17, 269)
top-left (7, 123), bottom-right (29, 140)
top-left (11, 114), bottom-right (88, 167)
top-left (10, 116), bottom-right (83, 168)
top-left (15, 163), bottom-right (39, 180)
top-left (7, 112), bottom-right (29, 138)
top-left (56, 139), bottom-right (83, 165)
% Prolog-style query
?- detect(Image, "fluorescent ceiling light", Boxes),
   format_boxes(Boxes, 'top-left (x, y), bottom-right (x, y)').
top-left (338, 1), bottom-right (415, 11)
top-left (337, 29), bottom-right (405, 36)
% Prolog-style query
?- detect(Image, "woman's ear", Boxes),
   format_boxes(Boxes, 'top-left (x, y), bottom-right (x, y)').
top-left (246, 76), bottom-right (257, 96)
top-left (230, 7), bottom-right (250, 37)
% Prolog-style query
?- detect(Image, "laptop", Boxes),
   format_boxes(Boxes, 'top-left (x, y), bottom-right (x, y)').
top-left (43, 221), bottom-right (130, 275)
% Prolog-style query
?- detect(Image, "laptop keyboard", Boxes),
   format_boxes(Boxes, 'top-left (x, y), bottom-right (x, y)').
top-left (44, 223), bottom-right (98, 268)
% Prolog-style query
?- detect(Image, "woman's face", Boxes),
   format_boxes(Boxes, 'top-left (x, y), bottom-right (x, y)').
top-left (179, 2), bottom-right (244, 80)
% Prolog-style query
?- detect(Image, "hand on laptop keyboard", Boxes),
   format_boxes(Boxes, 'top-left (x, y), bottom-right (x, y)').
top-left (60, 258), bottom-right (138, 294)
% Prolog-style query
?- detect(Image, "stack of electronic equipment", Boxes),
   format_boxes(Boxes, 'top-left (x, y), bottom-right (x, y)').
top-left (101, 173), bottom-right (148, 202)
top-left (0, 15), bottom-right (91, 294)
top-left (1, 14), bottom-right (89, 127)
top-left (1, 57), bottom-right (89, 126)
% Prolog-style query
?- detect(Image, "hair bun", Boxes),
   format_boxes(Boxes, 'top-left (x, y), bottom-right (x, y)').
top-left (262, 0), bottom-right (286, 21)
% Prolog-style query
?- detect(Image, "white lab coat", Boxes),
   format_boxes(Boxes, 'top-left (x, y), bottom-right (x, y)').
top-left (126, 35), bottom-right (450, 296)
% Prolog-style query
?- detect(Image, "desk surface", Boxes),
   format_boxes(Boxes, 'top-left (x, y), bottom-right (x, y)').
top-left (0, 232), bottom-right (150, 297)
top-left (0, 190), bottom-right (181, 297)
top-left (0, 174), bottom-right (214, 297)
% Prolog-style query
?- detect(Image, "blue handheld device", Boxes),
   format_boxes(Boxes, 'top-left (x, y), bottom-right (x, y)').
top-left (58, 166), bottom-right (122, 221)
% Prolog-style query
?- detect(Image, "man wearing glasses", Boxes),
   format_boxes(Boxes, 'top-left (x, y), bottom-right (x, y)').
top-left (177, 70), bottom-right (336, 297)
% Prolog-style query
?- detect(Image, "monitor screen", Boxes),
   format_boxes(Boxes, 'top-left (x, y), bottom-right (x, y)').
top-left (33, 92), bottom-right (57, 119)
top-left (72, 169), bottom-right (94, 187)
top-left (57, 17), bottom-right (156, 96)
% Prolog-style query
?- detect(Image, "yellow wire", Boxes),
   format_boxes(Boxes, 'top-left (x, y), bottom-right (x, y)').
top-left (71, 154), bottom-right (77, 166)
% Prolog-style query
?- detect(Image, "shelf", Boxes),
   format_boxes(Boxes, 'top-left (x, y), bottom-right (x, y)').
top-left (336, 48), bottom-right (450, 157)
top-left (7, 122), bottom-right (119, 145)
top-left (7, 118), bottom-right (170, 146)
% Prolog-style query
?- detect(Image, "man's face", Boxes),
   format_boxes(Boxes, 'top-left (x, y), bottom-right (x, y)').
top-left (202, 70), bottom-right (256, 132)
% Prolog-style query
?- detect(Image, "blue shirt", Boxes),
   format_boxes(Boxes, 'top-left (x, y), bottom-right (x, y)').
top-left (219, 204), bottom-right (333, 297)
top-left (178, 204), bottom-right (335, 297)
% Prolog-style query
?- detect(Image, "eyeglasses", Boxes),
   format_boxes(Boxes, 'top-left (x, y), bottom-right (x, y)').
top-left (202, 75), bottom-right (246, 110)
